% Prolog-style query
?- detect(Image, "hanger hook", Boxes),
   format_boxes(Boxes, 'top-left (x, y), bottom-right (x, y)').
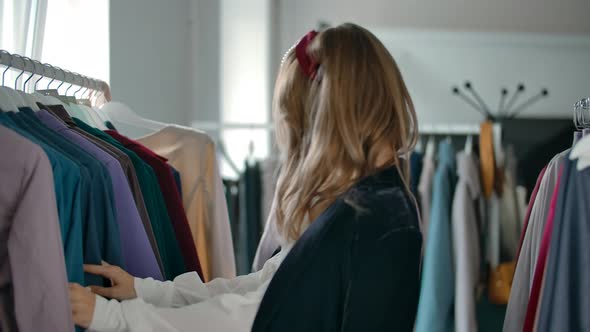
top-left (80, 77), bottom-right (89, 98)
top-left (73, 75), bottom-right (85, 98)
top-left (45, 64), bottom-right (57, 89)
top-left (64, 74), bottom-right (75, 96)
top-left (1, 50), bottom-right (14, 86)
top-left (55, 67), bottom-right (66, 92)
top-left (12, 54), bottom-right (28, 90)
top-left (23, 57), bottom-right (37, 91)
top-left (88, 79), bottom-right (96, 99)
top-left (33, 60), bottom-right (46, 91)
top-left (93, 80), bottom-right (104, 103)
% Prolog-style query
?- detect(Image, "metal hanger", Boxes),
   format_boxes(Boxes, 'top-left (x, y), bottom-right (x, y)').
top-left (0, 51), bottom-right (19, 111)
top-left (568, 98), bottom-right (590, 170)
top-left (5, 54), bottom-right (27, 107)
top-left (33, 61), bottom-right (46, 91)
top-left (16, 56), bottom-right (40, 110)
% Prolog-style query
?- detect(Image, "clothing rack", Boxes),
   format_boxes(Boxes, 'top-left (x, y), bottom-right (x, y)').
top-left (574, 97), bottom-right (590, 129)
top-left (191, 121), bottom-right (275, 131)
top-left (419, 123), bottom-right (480, 135)
top-left (0, 49), bottom-right (109, 94)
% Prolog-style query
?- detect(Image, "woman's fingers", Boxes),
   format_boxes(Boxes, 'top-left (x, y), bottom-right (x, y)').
top-left (84, 264), bottom-right (118, 279)
top-left (89, 285), bottom-right (116, 298)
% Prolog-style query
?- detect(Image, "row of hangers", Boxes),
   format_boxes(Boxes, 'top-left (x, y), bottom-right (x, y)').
top-left (0, 50), bottom-right (111, 130)
top-left (415, 133), bottom-right (476, 161)
top-left (569, 97), bottom-right (590, 170)
top-left (0, 49), bottom-right (262, 182)
top-left (0, 50), bottom-right (180, 137)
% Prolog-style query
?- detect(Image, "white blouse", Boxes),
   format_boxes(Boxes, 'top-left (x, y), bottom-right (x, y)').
top-left (88, 245), bottom-right (292, 332)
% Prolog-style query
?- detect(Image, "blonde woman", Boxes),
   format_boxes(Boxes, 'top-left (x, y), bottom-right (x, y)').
top-left (69, 23), bottom-right (422, 332)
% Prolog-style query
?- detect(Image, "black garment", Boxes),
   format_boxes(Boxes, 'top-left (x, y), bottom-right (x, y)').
top-left (410, 151), bottom-right (423, 204)
top-left (170, 166), bottom-right (182, 199)
top-left (105, 120), bottom-right (118, 131)
top-left (252, 166), bottom-right (422, 332)
top-left (223, 179), bottom-right (241, 270)
top-left (237, 162), bottom-right (262, 275)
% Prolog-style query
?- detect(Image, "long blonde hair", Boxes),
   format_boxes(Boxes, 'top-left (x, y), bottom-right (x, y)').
top-left (273, 23), bottom-right (418, 241)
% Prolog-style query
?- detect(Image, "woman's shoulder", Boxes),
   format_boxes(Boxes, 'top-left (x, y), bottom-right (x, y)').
top-left (344, 167), bottom-right (420, 233)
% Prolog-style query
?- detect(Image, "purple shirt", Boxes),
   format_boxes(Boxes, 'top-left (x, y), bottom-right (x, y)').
top-left (37, 110), bottom-right (163, 280)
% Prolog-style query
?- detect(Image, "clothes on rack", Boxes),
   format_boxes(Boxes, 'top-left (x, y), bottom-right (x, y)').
top-left (74, 118), bottom-right (187, 280)
top-left (260, 157), bottom-right (279, 229)
top-left (47, 104), bottom-right (165, 274)
top-left (452, 151), bottom-right (483, 332)
top-left (417, 150), bottom-right (435, 243)
top-left (223, 159), bottom-right (274, 275)
top-left (7, 108), bottom-right (125, 286)
top-left (37, 110), bottom-right (162, 280)
top-left (413, 125), bottom-right (523, 332)
top-left (137, 124), bottom-right (236, 281)
top-left (0, 99), bottom-right (234, 331)
top-left (410, 151), bottom-right (424, 202)
top-left (236, 162), bottom-right (263, 275)
top-left (504, 151), bottom-right (565, 332)
top-left (105, 130), bottom-right (203, 279)
top-left (415, 140), bottom-right (457, 332)
top-left (505, 120), bottom-right (590, 331)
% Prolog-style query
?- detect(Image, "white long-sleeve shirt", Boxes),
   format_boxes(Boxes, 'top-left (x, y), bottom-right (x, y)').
top-left (451, 152), bottom-right (482, 332)
top-left (88, 245), bottom-right (292, 332)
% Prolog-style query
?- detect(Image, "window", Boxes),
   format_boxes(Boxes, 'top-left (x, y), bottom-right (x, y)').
top-left (41, 0), bottom-right (109, 93)
top-left (0, 0), bottom-right (108, 93)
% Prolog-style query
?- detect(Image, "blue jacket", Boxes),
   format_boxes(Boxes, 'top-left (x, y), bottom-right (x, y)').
top-left (252, 166), bottom-right (422, 332)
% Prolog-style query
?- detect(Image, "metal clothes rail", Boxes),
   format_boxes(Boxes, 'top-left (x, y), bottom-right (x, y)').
top-left (0, 49), bottom-right (109, 94)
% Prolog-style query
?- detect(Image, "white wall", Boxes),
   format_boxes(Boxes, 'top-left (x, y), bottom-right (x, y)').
top-left (110, 0), bottom-right (190, 125)
top-left (188, 0), bottom-right (221, 124)
top-left (277, 0), bottom-right (590, 55)
top-left (276, 1), bottom-right (590, 124)
top-left (373, 30), bottom-right (590, 125)
top-left (109, 0), bottom-right (590, 134)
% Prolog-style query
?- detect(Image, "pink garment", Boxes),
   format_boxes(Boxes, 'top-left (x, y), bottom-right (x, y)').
top-left (0, 125), bottom-right (73, 332)
top-left (523, 165), bottom-right (563, 332)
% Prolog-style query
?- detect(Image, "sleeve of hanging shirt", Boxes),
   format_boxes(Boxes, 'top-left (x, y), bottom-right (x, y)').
top-left (88, 247), bottom-right (288, 332)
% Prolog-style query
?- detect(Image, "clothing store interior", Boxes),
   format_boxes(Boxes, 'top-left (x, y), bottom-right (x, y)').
top-left (1, 0), bottom-right (590, 331)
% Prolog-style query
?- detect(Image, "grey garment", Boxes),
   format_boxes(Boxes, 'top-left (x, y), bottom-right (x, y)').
top-left (0, 125), bottom-right (73, 332)
top-left (452, 152), bottom-right (482, 332)
top-left (503, 151), bottom-right (566, 332)
top-left (47, 105), bottom-right (164, 275)
top-left (252, 196), bottom-right (283, 272)
top-left (537, 155), bottom-right (586, 331)
top-left (261, 158), bottom-right (279, 229)
top-left (417, 155), bottom-right (435, 243)
top-left (499, 147), bottom-right (521, 261)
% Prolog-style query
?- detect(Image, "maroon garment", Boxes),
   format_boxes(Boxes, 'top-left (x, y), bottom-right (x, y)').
top-left (523, 165), bottom-right (563, 332)
top-left (105, 130), bottom-right (203, 279)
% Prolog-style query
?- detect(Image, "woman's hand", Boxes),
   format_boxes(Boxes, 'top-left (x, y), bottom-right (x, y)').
top-left (84, 261), bottom-right (137, 300)
top-left (69, 283), bottom-right (96, 328)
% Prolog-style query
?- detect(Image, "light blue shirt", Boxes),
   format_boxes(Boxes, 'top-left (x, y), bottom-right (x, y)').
top-left (415, 140), bottom-right (457, 332)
